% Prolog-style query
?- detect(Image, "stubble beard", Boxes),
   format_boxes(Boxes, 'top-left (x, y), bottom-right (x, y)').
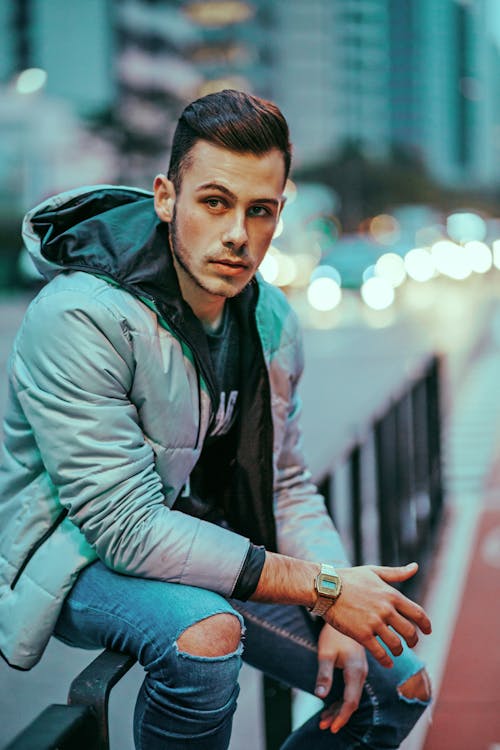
top-left (169, 213), bottom-right (251, 300)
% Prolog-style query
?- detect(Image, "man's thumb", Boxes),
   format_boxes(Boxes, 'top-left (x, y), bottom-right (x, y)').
top-left (373, 562), bottom-right (418, 583)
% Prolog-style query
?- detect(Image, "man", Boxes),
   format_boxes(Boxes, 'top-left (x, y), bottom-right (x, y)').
top-left (0, 90), bottom-right (431, 749)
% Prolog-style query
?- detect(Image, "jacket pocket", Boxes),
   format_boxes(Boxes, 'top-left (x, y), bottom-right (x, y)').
top-left (10, 508), bottom-right (69, 590)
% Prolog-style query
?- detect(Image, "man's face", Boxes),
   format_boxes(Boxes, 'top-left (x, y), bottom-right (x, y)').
top-left (155, 141), bottom-right (286, 307)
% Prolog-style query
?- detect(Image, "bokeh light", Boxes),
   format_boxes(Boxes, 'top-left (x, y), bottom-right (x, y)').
top-left (274, 254), bottom-right (297, 287)
top-left (259, 250), bottom-right (279, 284)
top-left (360, 277), bottom-right (395, 310)
top-left (197, 76), bottom-right (250, 96)
top-left (404, 248), bottom-right (435, 282)
top-left (446, 212), bottom-right (487, 243)
top-left (362, 265), bottom-right (376, 283)
top-left (369, 214), bottom-right (400, 245)
top-left (183, 1), bottom-right (255, 27)
top-left (15, 68), bottom-right (47, 94)
top-left (493, 240), bottom-right (500, 270)
top-left (307, 277), bottom-right (342, 311)
top-left (259, 246), bottom-right (297, 287)
top-left (464, 241), bottom-right (492, 273)
top-left (431, 240), bottom-right (471, 280)
top-left (310, 264), bottom-right (341, 286)
top-left (273, 216), bottom-right (284, 239)
top-left (375, 252), bottom-right (406, 287)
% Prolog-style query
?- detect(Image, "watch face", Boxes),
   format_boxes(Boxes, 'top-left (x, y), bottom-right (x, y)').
top-left (318, 574), bottom-right (341, 597)
top-left (321, 578), bottom-right (339, 592)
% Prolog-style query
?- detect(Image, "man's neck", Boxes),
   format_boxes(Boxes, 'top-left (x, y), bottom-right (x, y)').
top-left (172, 255), bottom-right (226, 332)
top-left (201, 308), bottom-right (226, 334)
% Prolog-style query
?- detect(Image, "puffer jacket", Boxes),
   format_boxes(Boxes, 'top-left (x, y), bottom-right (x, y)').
top-left (0, 185), bottom-right (347, 669)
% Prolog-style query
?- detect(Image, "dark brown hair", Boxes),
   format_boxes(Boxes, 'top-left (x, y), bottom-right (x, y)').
top-left (168, 89), bottom-right (292, 190)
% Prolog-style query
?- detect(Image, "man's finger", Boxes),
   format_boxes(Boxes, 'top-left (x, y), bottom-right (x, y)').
top-left (365, 636), bottom-right (394, 668)
top-left (315, 657), bottom-right (335, 698)
top-left (387, 612), bottom-right (419, 648)
top-left (328, 660), bottom-right (366, 733)
top-left (376, 624), bottom-right (404, 657)
top-left (373, 566), bottom-right (432, 634)
top-left (394, 594), bottom-right (432, 635)
top-left (327, 698), bottom-right (358, 734)
top-left (319, 701), bottom-right (342, 730)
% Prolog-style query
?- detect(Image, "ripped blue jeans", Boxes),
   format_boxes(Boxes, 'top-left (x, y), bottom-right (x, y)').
top-left (55, 561), bottom-right (429, 749)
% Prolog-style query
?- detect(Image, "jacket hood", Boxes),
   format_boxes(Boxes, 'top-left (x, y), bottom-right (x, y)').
top-left (23, 185), bottom-right (178, 304)
top-left (23, 185), bottom-right (262, 411)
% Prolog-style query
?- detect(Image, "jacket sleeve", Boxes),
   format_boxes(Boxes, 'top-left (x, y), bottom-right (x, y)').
top-left (272, 313), bottom-right (351, 566)
top-left (11, 285), bottom-right (250, 596)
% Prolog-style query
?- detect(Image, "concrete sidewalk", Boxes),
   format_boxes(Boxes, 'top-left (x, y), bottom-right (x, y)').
top-left (424, 489), bottom-right (500, 750)
top-left (402, 302), bottom-right (500, 750)
top-left (422, 434), bottom-right (500, 749)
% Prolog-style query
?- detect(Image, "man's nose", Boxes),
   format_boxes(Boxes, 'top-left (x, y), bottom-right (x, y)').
top-left (222, 211), bottom-right (248, 249)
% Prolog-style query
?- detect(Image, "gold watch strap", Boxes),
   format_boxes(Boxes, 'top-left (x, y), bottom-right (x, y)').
top-left (310, 594), bottom-right (336, 617)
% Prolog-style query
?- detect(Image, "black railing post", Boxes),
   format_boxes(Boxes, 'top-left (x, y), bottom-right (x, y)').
top-left (318, 472), bottom-right (335, 521)
top-left (68, 650), bottom-right (136, 750)
top-left (426, 357), bottom-right (444, 526)
top-left (375, 407), bottom-right (400, 565)
top-left (395, 391), bottom-right (418, 563)
top-left (263, 676), bottom-right (292, 750)
top-left (350, 445), bottom-right (363, 565)
top-left (412, 376), bottom-right (432, 538)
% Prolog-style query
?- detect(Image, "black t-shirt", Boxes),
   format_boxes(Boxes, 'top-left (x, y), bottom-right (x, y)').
top-left (205, 303), bottom-right (240, 440)
top-left (174, 303), bottom-right (265, 599)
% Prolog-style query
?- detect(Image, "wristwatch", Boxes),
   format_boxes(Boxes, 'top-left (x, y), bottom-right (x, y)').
top-left (309, 563), bottom-right (342, 616)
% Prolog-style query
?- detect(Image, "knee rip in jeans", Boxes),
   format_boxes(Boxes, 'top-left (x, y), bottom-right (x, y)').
top-left (397, 668), bottom-right (432, 705)
top-left (175, 613), bottom-right (243, 659)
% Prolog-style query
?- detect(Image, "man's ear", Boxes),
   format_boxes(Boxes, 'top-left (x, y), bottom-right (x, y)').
top-left (153, 174), bottom-right (176, 223)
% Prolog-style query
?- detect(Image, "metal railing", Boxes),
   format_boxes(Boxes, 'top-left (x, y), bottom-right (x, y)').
top-left (339, 355), bottom-right (443, 574)
top-left (263, 355), bottom-right (444, 749)
top-left (4, 650), bottom-right (135, 750)
top-left (3, 356), bottom-right (443, 750)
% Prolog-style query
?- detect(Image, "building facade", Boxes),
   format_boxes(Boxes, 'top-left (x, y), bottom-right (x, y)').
top-left (0, 0), bottom-right (499, 210)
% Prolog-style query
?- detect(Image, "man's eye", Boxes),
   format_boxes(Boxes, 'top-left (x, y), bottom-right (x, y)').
top-left (206, 198), bottom-right (224, 209)
top-left (249, 206), bottom-right (271, 217)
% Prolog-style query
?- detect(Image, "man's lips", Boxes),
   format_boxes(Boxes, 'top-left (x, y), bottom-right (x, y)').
top-left (210, 258), bottom-right (249, 267)
top-left (209, 258), bottom-right (250, 274)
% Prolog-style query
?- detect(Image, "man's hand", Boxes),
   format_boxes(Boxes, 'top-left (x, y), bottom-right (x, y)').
top-left (251, 553), bottom-right (431, 669)
top-left (323, 562), bottom-right (431, 668)
top-left (315, 625), bottom-right (368, 734)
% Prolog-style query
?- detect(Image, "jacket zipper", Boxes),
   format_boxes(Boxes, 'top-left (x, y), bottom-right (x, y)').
top-left (10, 508), bottom-right (69, 590)
top-left (194, 371), bottom-right (203, 448)
top-left (250, 305), bottom-right (276, 529)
